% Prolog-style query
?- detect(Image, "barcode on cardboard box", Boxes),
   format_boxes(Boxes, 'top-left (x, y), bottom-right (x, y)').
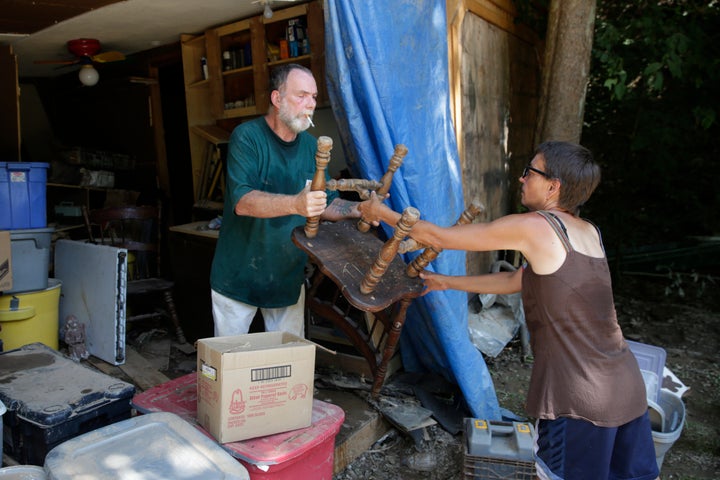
top-left (251, 365), bottom-right (291, 381)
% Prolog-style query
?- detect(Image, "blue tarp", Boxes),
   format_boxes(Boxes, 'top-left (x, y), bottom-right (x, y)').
top-left (325, 0), bottom-right (501, 420)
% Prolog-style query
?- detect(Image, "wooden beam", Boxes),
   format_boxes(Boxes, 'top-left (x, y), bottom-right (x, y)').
top-left (119, 346), bottom-right (171, 392)
top-left (465, 0), bottom-right (540, 45)
top-left (319, 389), bottom-right (391, 475)
top-left (0, 45), bottom-right (20, 161)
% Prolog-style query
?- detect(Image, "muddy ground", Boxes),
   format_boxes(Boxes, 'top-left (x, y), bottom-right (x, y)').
top-left (333, 272), bottom-right (720, 479)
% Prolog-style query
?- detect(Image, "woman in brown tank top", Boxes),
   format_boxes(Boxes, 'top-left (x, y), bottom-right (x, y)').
top-left (358, 141), bottom-right (659, 480)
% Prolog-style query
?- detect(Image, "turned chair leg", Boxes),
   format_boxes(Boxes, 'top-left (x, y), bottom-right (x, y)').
top-left (163, 290), bottom-right (187, 344)
top-left (304, 136), bottom-right (333, 239)
top-left (360, 207), bottom-right (420, 294)
top-left (358, 144), bottom-right (408, 232)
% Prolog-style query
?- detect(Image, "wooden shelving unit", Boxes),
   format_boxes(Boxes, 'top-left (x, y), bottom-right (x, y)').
top-left (180, 1), bottom-right (326, 201)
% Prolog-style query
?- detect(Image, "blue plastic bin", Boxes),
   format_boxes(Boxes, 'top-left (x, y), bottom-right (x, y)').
top-left (0, 162), bottom-right (49, 230)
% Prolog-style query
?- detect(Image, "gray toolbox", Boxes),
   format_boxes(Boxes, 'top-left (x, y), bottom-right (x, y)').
top-left (463, 418), bottom-right (536, 479)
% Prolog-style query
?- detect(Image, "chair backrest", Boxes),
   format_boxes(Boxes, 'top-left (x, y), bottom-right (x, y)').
top-left (86, 205), bottom-right (163, 280)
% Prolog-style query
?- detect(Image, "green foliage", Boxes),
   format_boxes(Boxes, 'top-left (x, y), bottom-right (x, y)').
top-left (656, 266), bottom-right (716, 300)
top-left (581, 0), bottom-right (720, 251)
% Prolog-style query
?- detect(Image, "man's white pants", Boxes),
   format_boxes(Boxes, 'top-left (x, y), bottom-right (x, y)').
top-left (210, 287), bottom-right (305, 337)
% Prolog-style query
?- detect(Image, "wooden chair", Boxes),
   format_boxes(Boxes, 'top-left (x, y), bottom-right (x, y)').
top-left (84, 204), bottom-right (187, 345)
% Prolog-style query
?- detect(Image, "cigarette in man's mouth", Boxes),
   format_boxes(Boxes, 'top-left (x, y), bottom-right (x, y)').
top-left (307, 114), bottom-right (315, 127)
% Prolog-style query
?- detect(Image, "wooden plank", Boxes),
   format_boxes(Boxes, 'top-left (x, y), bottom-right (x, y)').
top-left (316, 348), bottom-right (402, 383)
top-left (119, 346), bottom-right (171, 392)
top-left (192, 124), bottom-right (231, 145)
top-left (0, 45), bottom-right (20, 161)
top-left (309, 324), bottom-right (354, 347)
top-left (316, 389), bottom-right (391, 475)
top-left (85, 355), bottom-right (124, 377)
top-left (316, 349), bottom-right (372, 378)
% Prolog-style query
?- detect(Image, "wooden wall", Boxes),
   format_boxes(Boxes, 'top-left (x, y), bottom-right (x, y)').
top-left (0, 46), bottom-right (21, 161)
top-left (447, 0), bottom-right (542, 275)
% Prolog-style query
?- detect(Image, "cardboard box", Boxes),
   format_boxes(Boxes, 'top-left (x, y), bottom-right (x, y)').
top-left (197, 332), bottom-right (316, 443)
top-left (0, 231), bottom-right (12, 292)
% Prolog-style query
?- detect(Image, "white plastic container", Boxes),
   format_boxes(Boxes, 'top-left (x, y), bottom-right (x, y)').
top-left (0, 466), bottom-right (47, 479)
top-left (627, 340), bottom-right (667, 403)
top-left (44, 412), bottom-right (249, 479)
top-left (5, 227), bottom-right (54, 294)
top-left (652, 389), bottom-right (686, 471)
top-left (0, 399), bottom-right (5, 459)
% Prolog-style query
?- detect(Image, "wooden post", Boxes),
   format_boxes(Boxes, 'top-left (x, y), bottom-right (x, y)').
top-left (406, 199), bottom-right (484, 277)
top-left (358, 144), bottom-right (408, 232)
top-left (304, 136), bottom-right (333, 238)
top-left (360, 206), bottom-right (420, 294)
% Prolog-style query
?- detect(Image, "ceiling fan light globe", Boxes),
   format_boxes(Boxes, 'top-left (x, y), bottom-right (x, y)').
top-left (79, 64), bottom-right (100, 86)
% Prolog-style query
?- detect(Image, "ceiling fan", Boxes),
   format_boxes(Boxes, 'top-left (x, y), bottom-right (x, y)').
top-left (252, 0), bottom-right (299, 19)
top-left (34, 39), bottom-right (126, 86)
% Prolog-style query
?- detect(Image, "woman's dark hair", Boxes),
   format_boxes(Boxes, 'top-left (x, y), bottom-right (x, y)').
top-left (536, 141), bottom-right (601, 214)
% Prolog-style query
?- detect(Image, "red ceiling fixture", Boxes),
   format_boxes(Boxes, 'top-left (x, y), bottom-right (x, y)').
top-left (67, 38), bottom-right (102, 58)
top-left (33, 38), bottom-right (126, 86)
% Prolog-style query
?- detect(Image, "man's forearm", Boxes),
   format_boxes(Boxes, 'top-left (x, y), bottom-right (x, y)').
top-left (234, 190), bottom-right (299, 218)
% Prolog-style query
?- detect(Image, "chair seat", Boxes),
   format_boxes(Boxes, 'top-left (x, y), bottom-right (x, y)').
top-left (127, 278), bottom-right (174, 295)
top-left (85, 204), bottom-right (188, 344)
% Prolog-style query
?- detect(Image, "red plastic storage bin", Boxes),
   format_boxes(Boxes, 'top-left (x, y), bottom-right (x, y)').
top-left (132, 373), bottom-right (344, 480)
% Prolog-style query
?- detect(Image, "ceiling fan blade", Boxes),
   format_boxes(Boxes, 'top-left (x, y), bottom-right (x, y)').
top-left (34, 59), bottom-right (79, 65)
top-left (92, 51), bottom-right (126, 63)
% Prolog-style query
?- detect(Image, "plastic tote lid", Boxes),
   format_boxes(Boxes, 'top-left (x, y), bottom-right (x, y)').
top-left (0, 465), bottom-right (47, 479)
top-left (44, 412), bottom-right (250, 479)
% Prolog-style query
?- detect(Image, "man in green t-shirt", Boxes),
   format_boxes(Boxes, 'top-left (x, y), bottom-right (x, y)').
top-left (210, 63), bottom-right (365, 337)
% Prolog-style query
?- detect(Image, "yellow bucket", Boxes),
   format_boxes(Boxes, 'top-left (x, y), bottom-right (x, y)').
top-left (0, 279), bottom-right (61, 351)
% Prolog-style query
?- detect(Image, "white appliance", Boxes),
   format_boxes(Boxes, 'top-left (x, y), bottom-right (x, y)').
top-left (55, 239), bottom-right (127, 365)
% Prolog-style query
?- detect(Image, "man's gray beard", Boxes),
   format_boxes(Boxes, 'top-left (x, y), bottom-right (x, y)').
top-left (278, 102), bottom-right (308, 134)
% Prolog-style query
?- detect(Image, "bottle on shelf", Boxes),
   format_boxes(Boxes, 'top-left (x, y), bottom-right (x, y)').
top-left (201, 57), bottom-right (209, 79)
top-left (222, 51), bottom-right (232, 71)
top-left (287, 20), bottom-right (298, 58)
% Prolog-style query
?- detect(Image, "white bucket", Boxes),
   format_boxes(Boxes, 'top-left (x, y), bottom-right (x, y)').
top-left (0, 466), bottom-right (47, 479)
top-left (647, 398), bottom-right (665, 432)
top-left (651, 389), bottom-right (685, 471)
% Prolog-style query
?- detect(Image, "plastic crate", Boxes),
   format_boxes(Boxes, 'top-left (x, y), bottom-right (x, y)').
top-left (0, 399), bottom-right (5, 459)
top-left (0, 162), bottom-right (49, 230)
top-left (44, 412), bottom-right (250, 479)
top-left (627, 339), bottom-right (667, 403)
top-left (4, 227), bottom-right (54, 294)
top-left (0, 343), bottom-right (135, 465)
top-left (463, 419), bottom-right (536, 479)
top-left (132, 373), bottom-right (344, 480)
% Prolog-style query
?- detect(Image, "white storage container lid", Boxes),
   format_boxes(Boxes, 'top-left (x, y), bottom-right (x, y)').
top-left (0, 465), bottom-right (47, 479)
top-left (627, 339), bottom-right (666, 403)
top-left (44, 412), bottom-right (250, 479)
